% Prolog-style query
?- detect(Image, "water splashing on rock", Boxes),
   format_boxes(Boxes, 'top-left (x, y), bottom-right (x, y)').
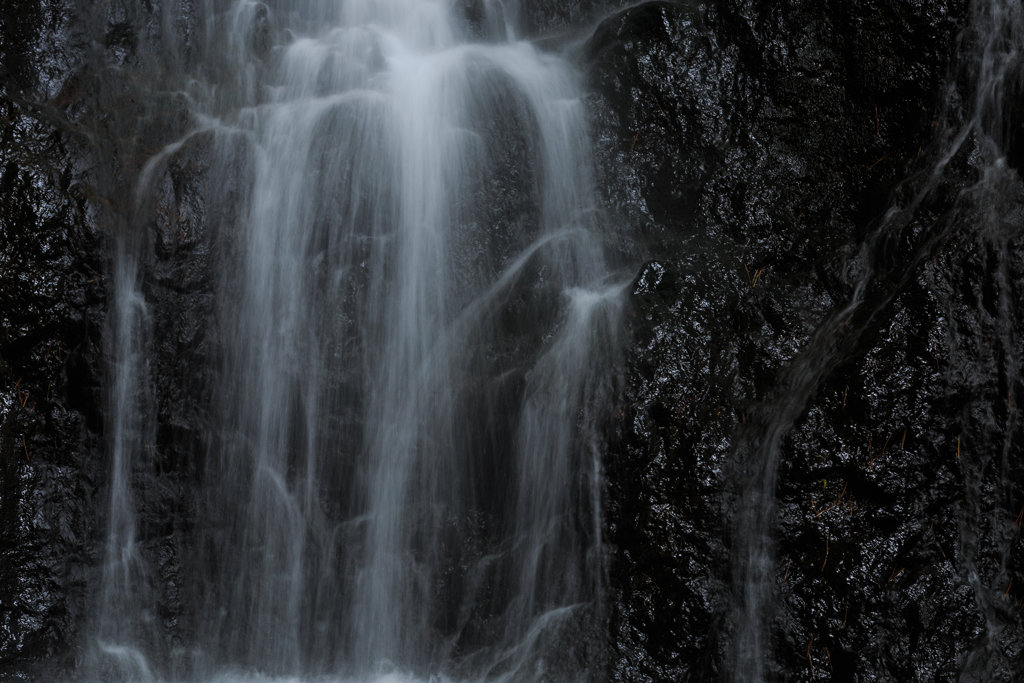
top-left (95, 0), bottom-right (624, 680)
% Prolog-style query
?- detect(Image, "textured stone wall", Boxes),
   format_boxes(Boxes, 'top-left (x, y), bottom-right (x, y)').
top-left (3, 1), bottom-right (1022, 681)
top-left (587, 1), bottom-right (1024, 680)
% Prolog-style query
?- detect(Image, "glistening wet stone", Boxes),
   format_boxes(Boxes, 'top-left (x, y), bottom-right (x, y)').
top-left (1, 0), bottom-right (1022, 681)
top-left (590, 0), bottom-right (1023, 681)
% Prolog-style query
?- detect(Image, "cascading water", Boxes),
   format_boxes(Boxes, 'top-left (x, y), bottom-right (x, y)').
top-left (96, 0), bottom-right (624, 680)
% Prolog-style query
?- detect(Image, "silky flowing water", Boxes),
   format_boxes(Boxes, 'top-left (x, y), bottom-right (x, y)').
top-left (84, 0), bottom-right (1024, 680)
top-left (94, 0), bottom-right (624, 680)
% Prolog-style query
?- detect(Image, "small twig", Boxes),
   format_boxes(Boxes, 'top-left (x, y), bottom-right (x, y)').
top-left (814, 503), bottom-right (836, 518)
top-left (1013, 505), bottom-right (1023, 530)
top-left (807, 638), bottom-right (815, 679)
top-left (23, 435), bottom-right (29, 462)
top-left (901, 428), bottom-right (907, 449)
top-left (842, 386), bottom-right (848, 411)
top-left (816, 482), bottom-right (849, 517)
top-left (956, 435), bottom-right (961, 460)
top-left (821, 537), bottom-right (829, 572)
top-left (783, 560), bottom-right (792, 582)
top-left (870, 153), bottom-right (889, 168)
top-left (1003, 578), bottom-right (1013, 599)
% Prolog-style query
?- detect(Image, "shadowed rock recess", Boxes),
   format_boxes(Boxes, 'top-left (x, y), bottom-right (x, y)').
top-left (1, 0), bottom-right (1022, 681)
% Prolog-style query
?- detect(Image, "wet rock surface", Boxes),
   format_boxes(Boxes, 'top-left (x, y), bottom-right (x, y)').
top-left (0, 0), bottom-right (105, 676)
top-left (2, 0), bottom-right (1023, 681)
top-left (0, 112), bottom-right (105, 678)
top-left (587, 0), bottom-right (1024, 681)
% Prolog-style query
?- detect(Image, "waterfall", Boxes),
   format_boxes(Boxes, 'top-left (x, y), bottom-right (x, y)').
top-left (96, 0), bottom-right (624, 680)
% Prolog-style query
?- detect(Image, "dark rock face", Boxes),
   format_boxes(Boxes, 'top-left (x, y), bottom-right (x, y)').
top-left (2, 0), bottom-right (1023, 681)
top-left (0, 113), bottom-right (105, 677)
top-left (587, 0), bottom-right (1024, 681)
top-left (0, 1), bottom-right (106, 677)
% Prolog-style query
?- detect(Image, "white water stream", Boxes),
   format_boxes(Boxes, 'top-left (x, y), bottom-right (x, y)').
top-left (95, 0), bottom-right (624, 680)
